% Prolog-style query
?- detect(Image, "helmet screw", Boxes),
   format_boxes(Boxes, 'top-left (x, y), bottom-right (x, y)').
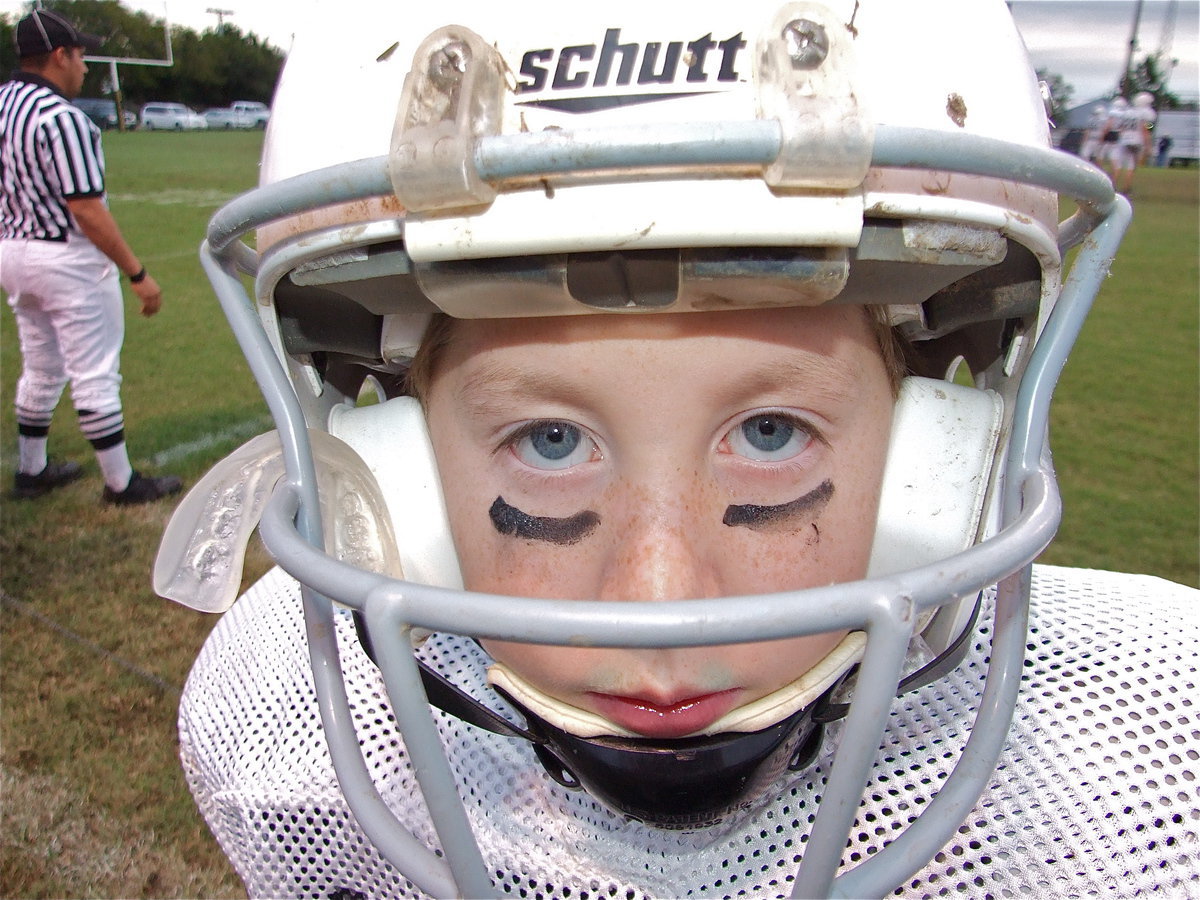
top-left (782, 19), bottom-right (829, 69)
top-left (430, 39), bottom-right (469, 87)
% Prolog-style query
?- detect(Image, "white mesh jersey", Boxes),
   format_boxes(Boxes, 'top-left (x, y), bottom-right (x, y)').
top-left (179, 566), bottom-right (1200, 899)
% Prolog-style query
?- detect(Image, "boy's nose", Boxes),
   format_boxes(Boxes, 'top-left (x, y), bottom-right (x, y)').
top-left (596, 486), bottom-right (722, 603)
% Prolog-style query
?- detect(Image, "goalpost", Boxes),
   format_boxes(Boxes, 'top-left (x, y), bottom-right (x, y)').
top-left (31, 0), bottom-right (177, 131)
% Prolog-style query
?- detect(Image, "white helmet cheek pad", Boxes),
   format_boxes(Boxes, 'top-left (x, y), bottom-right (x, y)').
top-left (162, 0), bottom-right (1135, 894)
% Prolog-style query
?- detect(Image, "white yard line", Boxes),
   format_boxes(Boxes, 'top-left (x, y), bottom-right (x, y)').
top-left (1, 589), bottom-right (179, 695)
top-left (151, 416), bottom-right (273, 468)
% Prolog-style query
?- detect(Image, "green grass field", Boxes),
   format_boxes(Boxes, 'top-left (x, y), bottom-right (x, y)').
top-left (1042, 172), bottom-right (1199, 583)
top-left (1, 131), bottom-right (264, 899)
top-left (1, 133), bottom-right (1197, 899)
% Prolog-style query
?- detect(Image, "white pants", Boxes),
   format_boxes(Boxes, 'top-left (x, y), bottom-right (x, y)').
top-left (1104, 141), bottom-right (1141, 172)
top-left (1, 235), bottom-right (125, 423)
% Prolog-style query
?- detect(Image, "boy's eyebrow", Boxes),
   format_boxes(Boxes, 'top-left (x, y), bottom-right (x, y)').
top-left (717, 357), bottom-right (862, 408)
top-left (456, 361), bottom-right (595, 415)
top-left (456, 353), bottom-right (864, 414)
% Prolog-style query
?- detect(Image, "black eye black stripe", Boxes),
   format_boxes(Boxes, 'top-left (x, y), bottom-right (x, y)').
top-left (722, 480), bottom-right (834, 531)
top-left (490, 496), bottom-right (601, 545)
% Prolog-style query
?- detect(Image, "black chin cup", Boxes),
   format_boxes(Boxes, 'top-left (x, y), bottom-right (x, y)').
top-left (497, 686), bottom-right (828, 830)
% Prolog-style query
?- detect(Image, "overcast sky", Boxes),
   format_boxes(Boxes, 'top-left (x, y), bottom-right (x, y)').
top-left (1011, 1), bottom-right (1198, 103)
top-left (5, 1), bottom-right (1197, 106)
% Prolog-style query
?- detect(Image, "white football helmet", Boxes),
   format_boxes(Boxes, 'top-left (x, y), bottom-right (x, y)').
top-left (156, 1), bottom-right (1130, 896)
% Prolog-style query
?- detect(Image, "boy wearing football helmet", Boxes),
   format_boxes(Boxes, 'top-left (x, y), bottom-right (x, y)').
top-left (158, 2), bottom-right (1199, 896)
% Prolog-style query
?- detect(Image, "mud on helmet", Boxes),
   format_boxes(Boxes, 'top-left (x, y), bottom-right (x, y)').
top-left (155, 1), bottom-right (1130, 896)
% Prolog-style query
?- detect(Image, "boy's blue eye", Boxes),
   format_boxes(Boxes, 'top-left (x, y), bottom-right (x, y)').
top-left (727, 414), bottom-right (811, 462)
top-left (743, 417), bottom-right (792, 452)
top-left (531, 423), bottom-right (579, 459)
top-left (512, 421), bottom-right (596, 470)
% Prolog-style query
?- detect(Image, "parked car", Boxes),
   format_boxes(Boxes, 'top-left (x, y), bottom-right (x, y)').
top-left (203, 100), bottom-right (271, 130)
top-left (203, 107), bottom-right (234, 129)
top-left (72, 97), bottom-right (135, 130)
top-left (140, 102), bottom-right (207, 131)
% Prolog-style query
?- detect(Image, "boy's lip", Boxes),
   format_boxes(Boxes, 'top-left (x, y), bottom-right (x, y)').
top-left (586, 688), bottom-right (743, 739)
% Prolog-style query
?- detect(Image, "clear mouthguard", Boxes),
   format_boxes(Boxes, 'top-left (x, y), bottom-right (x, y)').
top-left (154, 430), bottom-right (401, 613)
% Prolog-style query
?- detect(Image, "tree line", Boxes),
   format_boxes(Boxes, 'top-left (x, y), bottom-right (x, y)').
top-left (0, 0), bottom-right (284, 111)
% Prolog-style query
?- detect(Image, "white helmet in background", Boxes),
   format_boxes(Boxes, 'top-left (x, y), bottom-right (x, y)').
top-left (157, 1), bottom-right (1129, 896)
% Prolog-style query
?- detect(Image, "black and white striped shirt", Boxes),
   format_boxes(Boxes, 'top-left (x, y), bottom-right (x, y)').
top-left (0, 71), bottom-right (106, 242)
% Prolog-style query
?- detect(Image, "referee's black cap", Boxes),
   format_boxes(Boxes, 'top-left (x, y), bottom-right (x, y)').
top-left (15, 9), bottom-right (104, 57)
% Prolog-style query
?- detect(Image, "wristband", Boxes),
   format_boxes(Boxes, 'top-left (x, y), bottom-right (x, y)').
top-left (129, 267), bottom-right (147, 284)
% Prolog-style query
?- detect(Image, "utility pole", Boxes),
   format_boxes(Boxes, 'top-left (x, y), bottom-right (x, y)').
top-left (1120, 0), bottom-right (1145, 97)
top-left (206, 7), bottom-right (235, 30)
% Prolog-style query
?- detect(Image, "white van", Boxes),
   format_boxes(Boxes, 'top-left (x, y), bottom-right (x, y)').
top-left (140, 102), bottom-right (207, 131)
top-left (1155, 110), bottom-right (1199, 167)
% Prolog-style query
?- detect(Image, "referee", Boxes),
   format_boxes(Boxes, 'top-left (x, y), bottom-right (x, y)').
top-left (1, 9), bottom-right (181, 505)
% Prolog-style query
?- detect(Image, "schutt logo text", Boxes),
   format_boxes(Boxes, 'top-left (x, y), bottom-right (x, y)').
top-left (516, 27), bottom-right (748, 113)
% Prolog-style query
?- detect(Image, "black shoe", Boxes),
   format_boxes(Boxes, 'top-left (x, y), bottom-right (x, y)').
top-left (103, 470), bottom-right (183, 506)
top-left (13, 460), bottom-right (83, 499)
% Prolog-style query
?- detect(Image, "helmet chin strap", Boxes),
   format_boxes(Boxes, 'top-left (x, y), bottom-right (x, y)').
top-left (351, 592), bottom-right (981, 828)
top-left (497, 684), bottom-right (832, 830)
